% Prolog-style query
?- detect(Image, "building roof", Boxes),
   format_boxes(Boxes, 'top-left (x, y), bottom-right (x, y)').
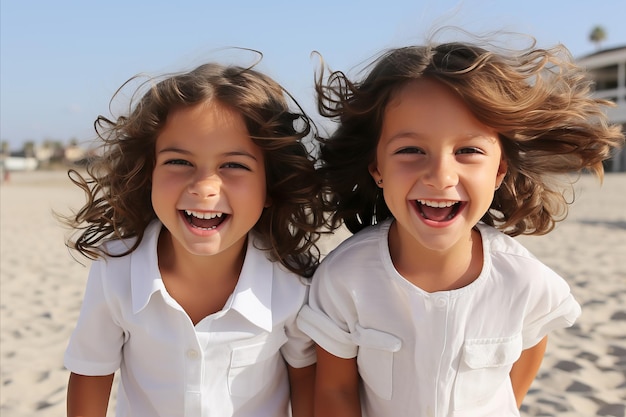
top-left (577, 45), bottom-right (626, 68)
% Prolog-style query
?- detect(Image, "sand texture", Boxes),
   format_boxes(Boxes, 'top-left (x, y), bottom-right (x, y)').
top-left (1, 170), bottom-right (624, 416)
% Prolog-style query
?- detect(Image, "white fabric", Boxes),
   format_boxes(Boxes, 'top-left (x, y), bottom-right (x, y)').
top-left (65, 221), bottom-right (315, 417)
top-left (298, 219), bottom-right (580, 417)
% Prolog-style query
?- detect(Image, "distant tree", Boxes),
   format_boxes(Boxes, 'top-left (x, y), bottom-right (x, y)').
top-left (1, 141), bottom-right (9, 155)
top-left (589, 26), bottom-right (607, 50)
top-left (50, 140), bottom-right (66, 164)
top-left (23, 141), bottom-right (35, 158)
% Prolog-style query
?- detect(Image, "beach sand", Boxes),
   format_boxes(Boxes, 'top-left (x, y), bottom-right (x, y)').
top-left (1, 170), bottom-right (624, 416)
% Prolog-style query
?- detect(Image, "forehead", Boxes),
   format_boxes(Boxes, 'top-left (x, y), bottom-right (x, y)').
top-left (378, 78), bottom-right (499, 147)
top-left (386, 78), bottom-right (466, 114)
top-left (166, 100), bottom-right (247, 129)
top-left (381, 78), bottom-right (498, 139)
top-left (158, 100), bottom-right (252, 145)
top-left (156, 100), bottom-right (263, 156)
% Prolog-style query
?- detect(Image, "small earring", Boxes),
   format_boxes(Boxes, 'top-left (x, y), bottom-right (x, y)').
top-left (377, 179), bottom-right (383, 185)
top-left (495, 184), bottom-right (501, 190)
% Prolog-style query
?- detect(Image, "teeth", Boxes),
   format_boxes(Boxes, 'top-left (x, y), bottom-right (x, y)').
top-left (184, 210), bottom-right (223, 219)
top-left (417, 200), bottom-right (457, 208)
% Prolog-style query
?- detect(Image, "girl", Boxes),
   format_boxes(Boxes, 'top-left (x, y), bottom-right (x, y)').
top-left (297, 39), bottom-right (624, 416)
top-left (62, 61), bottom-right (325, 416)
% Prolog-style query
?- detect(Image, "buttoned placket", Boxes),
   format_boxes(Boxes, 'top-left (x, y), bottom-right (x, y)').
top-left (414, 292), bottom-right (451, 417)
top-left (183, 323), bottom-right (203, 416)
top-left (430, 293), bottom-right (452, 417)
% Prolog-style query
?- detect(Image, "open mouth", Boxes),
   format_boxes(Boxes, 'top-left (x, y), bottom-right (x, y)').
top-left (416, 200), bottom-right (463, 222)
top-left (183, 210), bottom-right (228, 230)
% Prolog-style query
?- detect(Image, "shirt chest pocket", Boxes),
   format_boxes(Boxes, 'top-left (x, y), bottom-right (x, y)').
top-left (228, 330), bottom-right (288, 397)
top-left (354, 324), bottom-right (402, 401)
top-left (453, 334), bottom-right (522, 410)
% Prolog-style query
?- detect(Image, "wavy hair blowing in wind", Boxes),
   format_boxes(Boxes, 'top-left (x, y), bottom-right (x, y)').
top-left (316, 37), bottom-right (624, 236)
top-left (63, 61), bottom-right (325, 277)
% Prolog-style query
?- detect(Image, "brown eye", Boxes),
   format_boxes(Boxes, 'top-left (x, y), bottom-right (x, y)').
top-left (395, 147), bottom-right (424, 155)
top-left (222, 162), bottom-right (250, 170)
top-left (457, 147), bottom-right (482, 155)
top-left (165, 159), bottom-right (192, 166)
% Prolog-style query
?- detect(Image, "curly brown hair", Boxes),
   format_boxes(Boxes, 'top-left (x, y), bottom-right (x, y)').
top-left (315, 40), bottom-right (624, 236)
top-left (63, 62), bottom-right (326, 277)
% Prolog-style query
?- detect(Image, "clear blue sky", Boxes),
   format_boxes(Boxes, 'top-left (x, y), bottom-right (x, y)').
top-left (1, 0), bottom-right (625, 149)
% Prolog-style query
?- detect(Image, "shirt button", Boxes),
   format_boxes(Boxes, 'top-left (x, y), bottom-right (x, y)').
top-left (435, 297), bottom-right (447, 308)
top-left (186, 349), bottom-right (199, 359)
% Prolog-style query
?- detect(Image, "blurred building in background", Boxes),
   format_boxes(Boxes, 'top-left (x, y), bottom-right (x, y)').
top-left (578, 45), bottom-right (626, 172)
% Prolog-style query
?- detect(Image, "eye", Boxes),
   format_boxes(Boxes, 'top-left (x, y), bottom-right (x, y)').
top-left (222, 162), bottom-right (251, 171)
top-left (394, 147), bottom-right (424, 155)
top-left (164, 159), bottom-right (192, 166)
top-left (456, 147), bottom-right (483, 155)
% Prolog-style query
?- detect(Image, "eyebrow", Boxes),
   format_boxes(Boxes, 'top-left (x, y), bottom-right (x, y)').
top-left (386, 131), bottom-right (422, 142)
top-left (157, 147), bottom-right (259, 161)
top-left (386, 131), bottom-right (497, 143)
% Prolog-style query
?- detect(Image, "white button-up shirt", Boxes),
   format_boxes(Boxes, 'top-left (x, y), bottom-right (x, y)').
top-left (65, 221), bottom-right (315, 416)
top-left (298, 219), bottom-right (580, 417)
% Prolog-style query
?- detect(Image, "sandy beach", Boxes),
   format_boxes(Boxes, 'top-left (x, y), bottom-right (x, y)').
top-left (1, 170), bottom-right (625, 416)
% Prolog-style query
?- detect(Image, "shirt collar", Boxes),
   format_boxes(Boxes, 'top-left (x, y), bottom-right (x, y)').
top-left (224, 233), bottom-right (273, 331)
top-left (130, 222), bottom-right (273, 331)
top-left (131, 220), bottom-right (166, 314)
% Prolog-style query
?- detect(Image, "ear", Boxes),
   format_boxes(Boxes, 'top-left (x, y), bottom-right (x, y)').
top-left (495, 158), bottom-right (508, 189)
top-left (264, 195), bottom-right (273, 208)
top-left (368, 161), bottom-right (383, 188)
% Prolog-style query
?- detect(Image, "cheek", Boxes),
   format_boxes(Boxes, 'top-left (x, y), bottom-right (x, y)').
top-left (150, 178), bottom-right (166, 203)
top-left (153, 169), bottom-right (184, 188)
top-left (254, 183), bottom-right (269, 208)
top-left (150, 171), bottom-right (160, 199)
top-left (151, 172), bottom-right (183, 204)
top-left (385, 163), bottom-right (418, 186)
top-left (232, 176), bottom-right (267, 205)
top-left (488, 160), bottom-right (506, 180)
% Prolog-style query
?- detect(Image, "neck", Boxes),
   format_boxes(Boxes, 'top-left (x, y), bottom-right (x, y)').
top-left (388, 223), bottom-right (483, 293)
top-left (156, 229), bottom-right (248, 325)
top-left (157, 229), bottom-right (247, 285)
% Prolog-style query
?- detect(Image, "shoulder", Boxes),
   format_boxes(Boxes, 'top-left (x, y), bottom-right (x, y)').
top-left (271, 257), bottom-right (310, 297)
top-left (90, 221), bottom-right (161, 287)
top-left (311, 221), bottom-right (391, 295)
top-left (475, 224), bottom-right (580, 338)
top-left (477, 223), bottom-right (568, 289)
top-left (98, 221), bottom-right (161, 261)
top-left (477, 223), bottom-right (533, 256)
top-left (246, 239), bottom-right (309, 326)
top-left (246, 235), bottom-right (309, 307)
top-left (322, 220), bottom-right (389, 268)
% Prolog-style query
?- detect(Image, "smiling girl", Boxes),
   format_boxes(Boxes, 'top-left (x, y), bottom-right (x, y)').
top-left (62, 61), bottom-right (325, 417)
top-left (297, 38), bottom-right (624, 416)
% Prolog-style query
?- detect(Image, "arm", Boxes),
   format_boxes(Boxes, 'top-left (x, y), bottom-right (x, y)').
top-left (314, 345), bottom-right (361, 417)
top-left (509, 336), bottom-right (548, 408)
top-left (288, 364), bottom-right (316, 417)
top-left (67, 372), bottom-right (114, 417)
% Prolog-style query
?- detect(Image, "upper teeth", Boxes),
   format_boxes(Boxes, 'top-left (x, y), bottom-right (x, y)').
top-left (418, 200), bottom-right (456, 208)
top-left (185, 210), bottom-right (223, 219)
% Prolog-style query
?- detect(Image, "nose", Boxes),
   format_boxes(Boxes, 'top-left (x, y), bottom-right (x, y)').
top-left (423, 156), bottom-right (458, 190)
top-left (187, 172), bottom-right (221, 198)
